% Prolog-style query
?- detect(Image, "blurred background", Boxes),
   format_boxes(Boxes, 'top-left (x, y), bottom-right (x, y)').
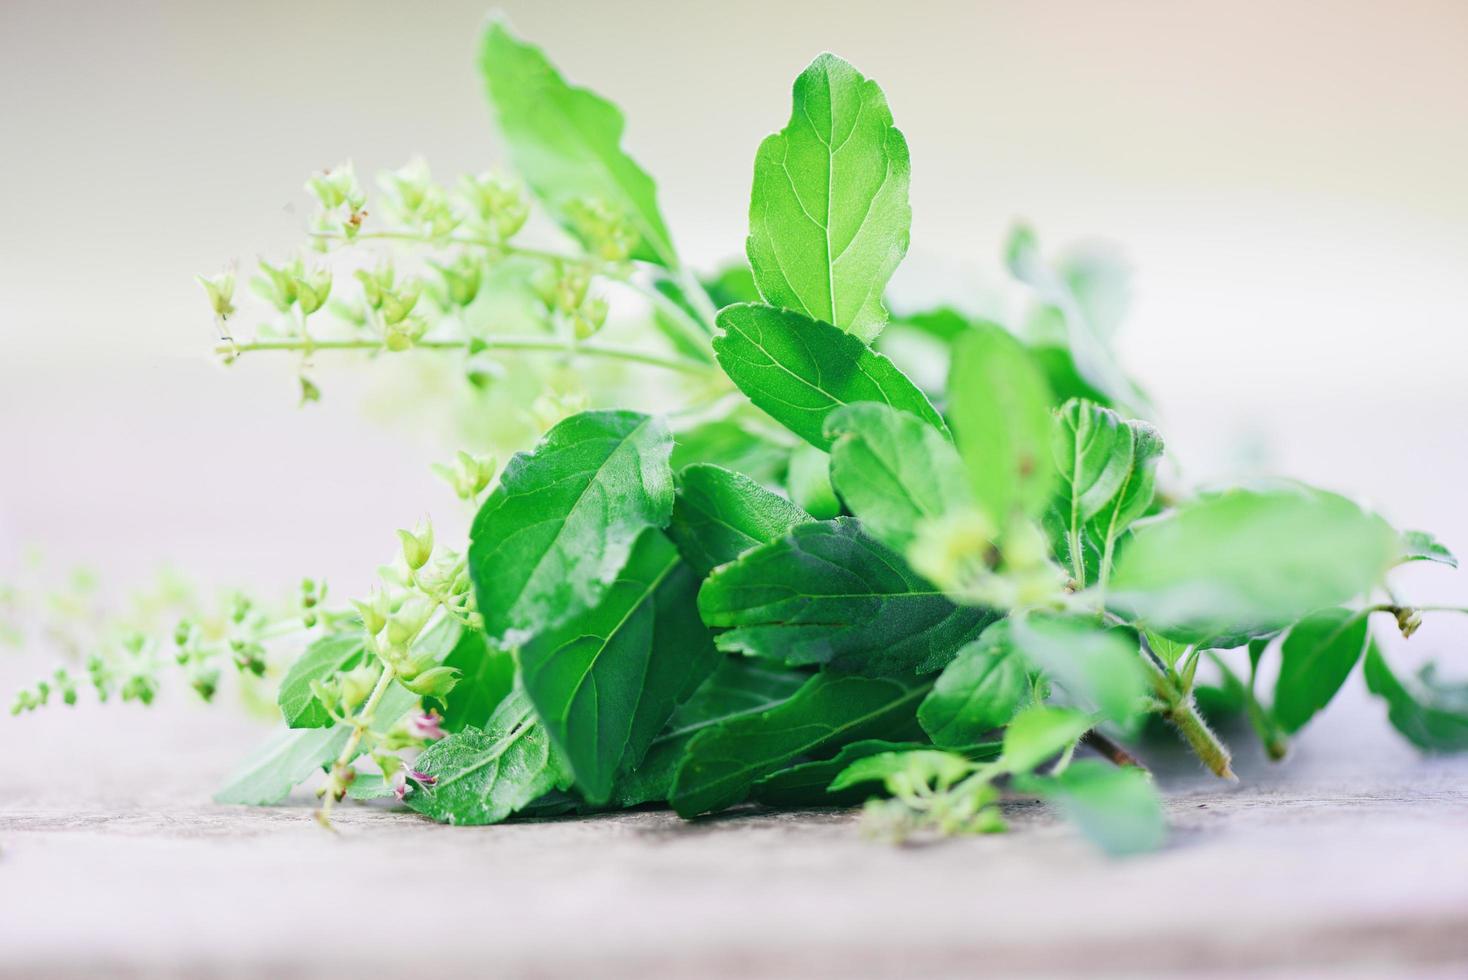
top-left (2, 0), bottom-right (1466, 750)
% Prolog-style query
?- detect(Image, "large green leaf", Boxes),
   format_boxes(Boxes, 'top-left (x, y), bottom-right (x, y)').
top-left (713, 303), bottom-right (945, 451)
top-left (519, 530), bottom-right (718, 804)
top-left (746, 54), bottom-right (910, 343)
top-left (1108, 486), bottom-right (1401, 644)
top-left (277, 633), bottom-right (364, 729)
top-left (1364, 647), bottom-right (1468, 753)
top-left (999, 705), bottom-right (1094, 773)
top-left (669, 671), bottom-right (930, 816)
top-left (1008, 615), bottom-right (1146, 726)
top-left (439, 627), bottom-right (515, 734)
top-left (407, 687), bottom-right (572, 826)
top-left (1274, 608), bottom-right (1371, 734)
top-left (469, 410), bottom-right (674, 645)
top-left (612, 657), bottom-right (808, 808)
top-left (947, 323), bottom-right (1056, 526)
top-left (751, 739), bottom-right (958, 808)
top-left (479, 22), bottom-right (678, 267)
top-left (667, 463), bottom-right (811, 577)
top-left (698, 518), bottom-right (995, 676)
top-left (918, 623), bottom-right (1031, 747)
top-left (1021, 759), bottom-right (1166, 856)
top-left (825, 402), bottom-right (972, 553)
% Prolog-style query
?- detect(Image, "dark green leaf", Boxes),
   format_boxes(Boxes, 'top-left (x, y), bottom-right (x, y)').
top-left (407, 688), bottom-right (571, 825)
top-left (667, 464), bottom-right (810, 577)
top-left (713, 303), bottom-right (945, 451)
top-left (746, 54), bottom-right (910, 343)
top-left (479, 22), bottom-right (678, 267)
top-left (277, 633), bottom-right (364, 729)
top-left (470, 409), bottom-right (674, 645)
top-left (1399, 530), bottom-right (1458, 568)
top-left (519, 530), bottom-right (718, 804)
top-left (947, 323), bottom-right (1056, 525)
top-left (670, 671), bottom-right (930, 816)
top-left (751, 739), bottom-right (937, 807)
top-left (1109, 485), bottom-right (1401, 644)
top-left (1274, 608), bottom-right (1371, 733)
top-left (1365, 649), bottom-right (1468, 752)
top-left (698, 518), bottom-right (995, 676)
top-left (440, 627), bottom-right (515, 733)
top-left (825, 402), bottom-right (972, 553)
top-left (918, 623), bottom-right (1031, 747)
top-left (1023, 759), bottom-right (1165, 856)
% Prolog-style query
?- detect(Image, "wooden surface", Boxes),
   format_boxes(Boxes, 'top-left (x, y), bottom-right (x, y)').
top-left (5, 685), bottom-right (1468, 978)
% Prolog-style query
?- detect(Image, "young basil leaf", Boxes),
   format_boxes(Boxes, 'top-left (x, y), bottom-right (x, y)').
top-left (1364, 647), bottom-right (1468, 753)
top-left (1274, 608), bottom-right (1372, 734)
top-left (698, 518), bottom-right (995, 676)
top-left (1009, 615), bottom-right (1147, 726)
top-left (470, 409), bottom-right (674, 646)
top-left (1108, 486), bottom-right (1401, 645)
top-left (439, 626), bottom-right (515, 734)
top-left (752, 739), bottom-right (1001, 808)
top-left (746, 54), bottom-right (910, 343)
top-left (479, 21), bottom-right (678, 267)
top-left (1022, 759), bottom-right (1166, 856)
top-left (947, 323), bottom-right (1056, 527)
top-left (277, 633), bottom-right (364, 729)
top-left (713, 303), bottom-right (945, 451)
top-left (1000, 705), bottom-right (1094, 773)
top-left (1398, 529), bottom-right (1458, 568)
top-left (612, 657), bottom-right (809, 808)
top-left (670, 410), bottom-right (794, 487)
top-left (786, 444), bottom-right (842, 520)
top-left (829, 748), bottom-right (973, 793)
top-left (1006, 225), bottom-right (1150, 416)
top-left (519, 530), bottom-right (718, 804)
top-left (918, 622), bottom-right (1031, 747)
top-left (668, 463), bottom-right (811, 577)
top-left (825, 402), bottom-right (973, 553)
top-left (407, 687), bottom-right (572, 826)
top-left (670, 670), bottom-right (930, 817)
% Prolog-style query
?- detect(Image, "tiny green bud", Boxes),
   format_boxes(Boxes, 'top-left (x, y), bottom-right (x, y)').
top-left (253, 257), bottom-right (302, 312)
top-left (352, 589), bottom-right (389, 636)
top-left (401, 665), bottom-right (459, 699)
top-left (356, 263), bottom-right (395, 310)
top-left (339, 664), bottom-right (378, 710)
top-left (294, 265), bottom-right (333, 315)
top-left (397, 520), bottom-right (434, 571)
top-left (383, 314), bottom-right (428, 352)
top-left (379, 280), bottom-right (424, 325)
top-left (298, 375), bottom-right (321, 407)
top-left (197, 270), bottom-right (237, 319)
top-left (385, 596), bottom-right (434, 649)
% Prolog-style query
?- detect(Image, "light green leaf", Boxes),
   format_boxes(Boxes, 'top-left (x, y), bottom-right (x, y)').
top-left (1025, 759), bottom-right (1166, 856)
top-left (1364, 647), bottom-right (1468, 753)
top-left (829, 748), bottom-right (973, 793)
top-left (667, 463), bottom-right (811, 577)
top-left (786, 444), bottom-right (841, 520)
top-left (669, 409), bottom-right (794, 487)
top-left (1009, 615), bottom-right (1146, 726)
top-left (747, 53), bottom-right (910, 343)
top-left (1109, 486), bottom-right (1401, 644)
top-left (825, 402), bottom-right (973, 553)
top-left (613, 657), bottom-right (808, 808)
top-left (479, 21), bottom-right (678, 267)
top-left (751, 739), bottom-right (999, 808)
top-left (439, 626), bottom-right (515, 734)
top-left (1274, 608), bottom-right (1371, 734)
top-left (698, 518), bottom-right (995, 676)
top-left (919, 622), bottom-right (1031, 747)
top-left (670, 670), bottom-right (929, 816)
top-left (1000, 704), bottom-right (1093, 773)
top-left (948, 323), bottom-right (1056, 525)
top-left (713, 303), bottom-right (945, 451)
top-left (1399, 529), bottom-right (1458, 568)
top-left (469, 409), bottom-right (674, 646)
top-left (407, 687), bottom-right (572, 826)
top-left (277, 633), bottom-right (364, 729)
top-left (519, 530), bottom-right (718, 804)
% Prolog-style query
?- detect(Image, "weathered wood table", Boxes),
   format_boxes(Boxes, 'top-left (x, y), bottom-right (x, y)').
top-left (5, 687), bottom-right (1467, 977)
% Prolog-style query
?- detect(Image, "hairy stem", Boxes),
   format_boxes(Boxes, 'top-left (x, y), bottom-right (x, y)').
top-left (316, 662), bottom-right (396, 827)
top-left (1138, 638), bottom-right (1236, 779)
top-left (217, 336), bottom-right (711, 375)
top-left (1082, 730), bottom-right (1148, 770)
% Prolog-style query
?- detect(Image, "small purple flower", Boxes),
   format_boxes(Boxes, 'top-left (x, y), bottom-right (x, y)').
top-left (408, 769), bottom-right (437, 788)
top-left (407, 711), bottom-right (446, 741)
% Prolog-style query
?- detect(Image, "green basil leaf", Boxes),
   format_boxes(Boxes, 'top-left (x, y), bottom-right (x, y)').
top-left (1399, 529), bottom-right (1458, 568)
top-left (613, 658), bottom-right (809, 808)
top-left (1000, 705), bottom-right (1093, 773)
top-left (1023, 759), bottom-right (1165, 856)
top-left (1109, 485), bottom-right (1401, 644)
top-left (277, 633), bottom-right (364, 729)
top-left (519, 530), bottom-right (718, 804)
top-left (825, 402), bottom-right (973, 553)
top-left (713, 303), bottom-right (945, 451)
top-left (1364, 647), bottom-right (1468, 753)
top-left (470, 409), bottom-right (674, 645)
top-left (829, 748), bottom-right (974, 793)
top-left (1274, 608), bottom-right (1372, 734)
top-left (746, 54), bottom-right (910, 343)
top-left (918, 622), bottom-right (1031, 747)
top-left (752, 739), bottom-right (989, 808)
top-left (670, 409), bottom-right (794, 487)
top-left (407, 687), bottom-right (572, 826)
top-left (479, 21), bottom-right (678, 267)
top-left (786, 443), bottom-right (842, 520)
top-left (948, 323), bottom-right (1056, 525)
top-left (439, 627), bottom-right (515, 734)
top-left (667, 463), bottom-right (811, 577)
top-left (698, 518), bottom-right (995, 676)
top-left (1009, 615), bottom-right (1147, 726)
top-left (670, 670), bottom-right (930, 817)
